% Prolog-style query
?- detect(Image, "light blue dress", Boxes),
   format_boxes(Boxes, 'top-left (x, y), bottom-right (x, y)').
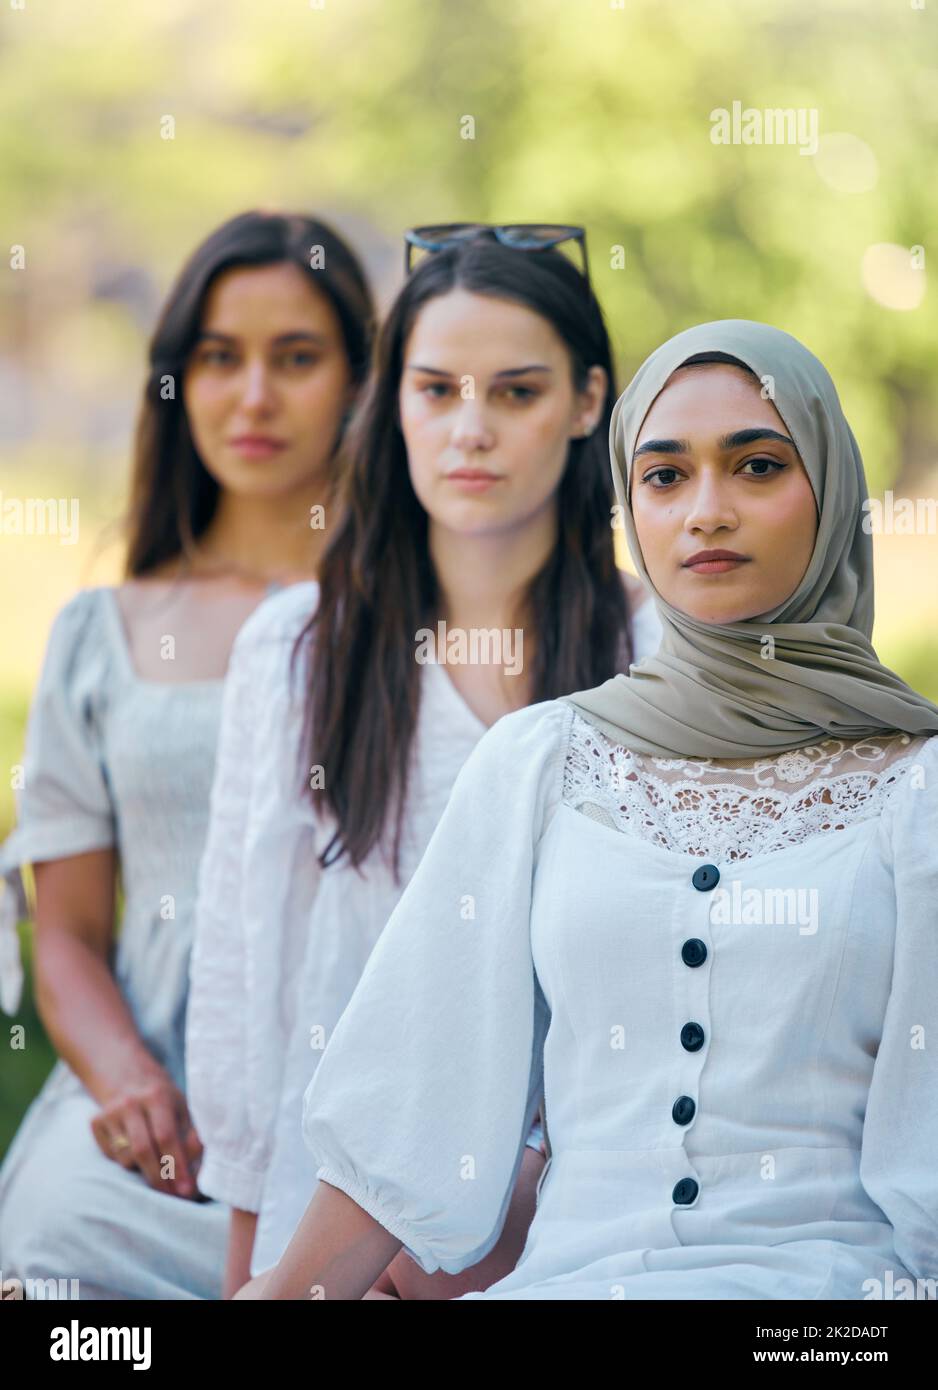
top-left (0, 586), bottom-right (233, 1299)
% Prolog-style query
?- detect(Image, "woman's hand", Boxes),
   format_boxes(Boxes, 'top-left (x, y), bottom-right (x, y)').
top-left (30, 854), bottom-right (202, 1202)
top-left (90, 1069), bottom-right (202, 1200)
top-left (233, 1268), bottom-right (274, 1299)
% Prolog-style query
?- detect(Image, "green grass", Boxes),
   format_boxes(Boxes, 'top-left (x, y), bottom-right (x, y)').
top-left (1, 923), bottom-right (57, 1157)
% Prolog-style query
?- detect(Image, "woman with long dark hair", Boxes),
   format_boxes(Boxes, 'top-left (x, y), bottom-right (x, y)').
top-left (0, 210), bottom-right (373, 1299)
top-left (187, 225), bottom-right (661, 1297)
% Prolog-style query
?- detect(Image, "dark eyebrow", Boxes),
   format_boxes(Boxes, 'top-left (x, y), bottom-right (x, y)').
top-left (405, 364), bottom-right (553, 378)
top-left (633, 427), bottom-right (795, 459)
top-left (719, 427), bottom-right (795, 451)
top-left (195, 330), bottom-right (329, 347)
top-left (633, 437), bottom-right (691, 458)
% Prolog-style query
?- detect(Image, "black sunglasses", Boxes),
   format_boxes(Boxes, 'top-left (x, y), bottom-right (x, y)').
top-left (403, 222), bottom-right (590, 284)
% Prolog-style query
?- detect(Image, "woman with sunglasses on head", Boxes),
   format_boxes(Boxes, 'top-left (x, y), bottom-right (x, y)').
top-left (236, 319), bottom-right (938, 1301)
top-left (0, 210), bottom-right (373, 1299)
top-left (186, 224), bottom-right (661, 1299)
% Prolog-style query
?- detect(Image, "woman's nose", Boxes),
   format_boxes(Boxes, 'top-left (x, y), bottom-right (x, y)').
top-left (684, 477), bottom-right (738, 534)
top-left (450, 398), bottom-right (495, 453)
top-left (238, 361), bottom-right (277, 412)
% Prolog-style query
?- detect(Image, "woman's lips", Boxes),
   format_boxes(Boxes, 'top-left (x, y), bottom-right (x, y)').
top-left (683, 557), bottom-right (750, 574)
top-left (445, 471), bottom-right (502, 492)
top-left (228, 438), bottom-right (287, 458)
top-left (678, 553), bottom-right (750, 575)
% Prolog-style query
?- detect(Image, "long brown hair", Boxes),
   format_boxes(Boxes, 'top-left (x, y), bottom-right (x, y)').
top-left (123, 210), bottom-right (375, 577)
top-left (298, 236), bottom-right (632, 881)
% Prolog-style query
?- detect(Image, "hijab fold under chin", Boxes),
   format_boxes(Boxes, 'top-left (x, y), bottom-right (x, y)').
top-left (563, 319), bottom-right (938, 758)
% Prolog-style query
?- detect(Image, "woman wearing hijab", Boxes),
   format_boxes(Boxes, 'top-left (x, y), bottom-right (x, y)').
top-left (236, 319), bottom-right (938, 1301)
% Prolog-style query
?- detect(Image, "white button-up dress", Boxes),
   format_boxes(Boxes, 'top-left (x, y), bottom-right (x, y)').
top-left (301, 698), bottom-right (938, 1299)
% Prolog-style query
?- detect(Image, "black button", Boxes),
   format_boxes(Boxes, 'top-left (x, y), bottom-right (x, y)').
top-left (681, 938), bottom-right (708, 967)
top-left (692, 864), bottom-right (720, 891)
top-left (672, 1095), bottom-right (696, 1125)
top-left (673, 1177), bottom-right (699, 1205)
top-left (680, 1021), bottom-right (705, 1052)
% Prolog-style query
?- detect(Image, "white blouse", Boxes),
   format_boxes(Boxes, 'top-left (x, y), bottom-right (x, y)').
top-left (300, 699), bottom-right (938, 1299)
top-left (186, 580), bottom-right (663, 1276)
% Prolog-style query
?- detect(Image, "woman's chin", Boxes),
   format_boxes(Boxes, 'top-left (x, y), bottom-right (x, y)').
top-left (668, 600), bottom-right (763, 625)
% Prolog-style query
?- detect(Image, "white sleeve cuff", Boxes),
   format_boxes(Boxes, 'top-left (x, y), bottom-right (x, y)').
top-left (196, 1153), bottom-right (266, 1212)
top-left (314, 1164), bottom-right (441, 1276)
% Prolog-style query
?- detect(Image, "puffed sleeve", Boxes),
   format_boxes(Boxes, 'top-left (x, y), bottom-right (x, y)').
top-left (301, 698), bottom-right (569, 1277)
top-left (0, 590), bottom-right (115, 1017)
top-left (859, 734), bottom-right (938, 1281)
top-left (186, 583), bottom-right (321, 1212)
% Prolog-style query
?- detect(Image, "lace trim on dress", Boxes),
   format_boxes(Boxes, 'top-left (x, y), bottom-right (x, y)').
top-left (563, 711), bottom-right (928, 860)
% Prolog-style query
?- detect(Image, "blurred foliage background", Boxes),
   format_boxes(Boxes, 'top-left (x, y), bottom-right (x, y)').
top-left (1, 0), bottom-right (936, 1150)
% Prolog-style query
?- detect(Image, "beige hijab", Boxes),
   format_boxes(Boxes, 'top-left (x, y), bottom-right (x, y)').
top-left (564, 319), bottom-right (938, 757)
